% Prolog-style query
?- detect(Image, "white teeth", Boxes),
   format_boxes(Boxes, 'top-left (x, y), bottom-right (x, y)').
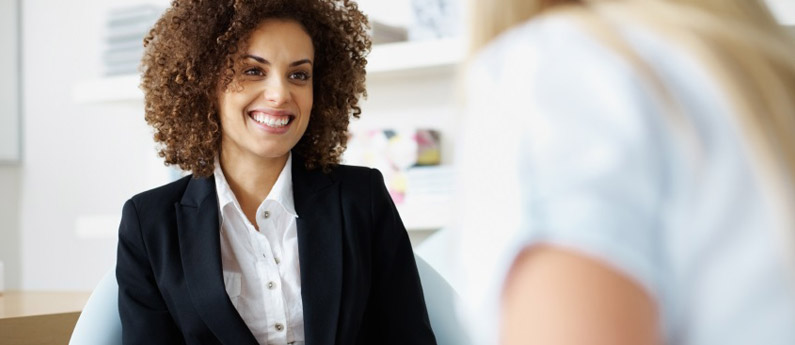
top-left (252, 112), bottom-right (290, 128)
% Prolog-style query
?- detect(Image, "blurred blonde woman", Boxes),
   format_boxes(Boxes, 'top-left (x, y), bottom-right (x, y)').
top-left (456, 0), bottom-right (795, 344)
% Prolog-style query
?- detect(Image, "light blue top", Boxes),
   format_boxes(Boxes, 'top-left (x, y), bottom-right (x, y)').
top-left (455, 14), bottom-right (795, 345)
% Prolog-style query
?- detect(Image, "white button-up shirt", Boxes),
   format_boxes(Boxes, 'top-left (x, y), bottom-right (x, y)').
top-left (215, 153), bottom-right (305, 345)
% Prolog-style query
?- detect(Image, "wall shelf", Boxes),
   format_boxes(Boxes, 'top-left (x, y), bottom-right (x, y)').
top-left (72, 38), bottom-right (464, 104)
top-left (398, 202), bottom-right (451, 232)
top-left (366, 37), bottom-right (464, 77)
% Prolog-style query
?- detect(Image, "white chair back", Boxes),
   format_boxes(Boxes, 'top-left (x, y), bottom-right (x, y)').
top-left (69, 268), bottom-right (122, 345)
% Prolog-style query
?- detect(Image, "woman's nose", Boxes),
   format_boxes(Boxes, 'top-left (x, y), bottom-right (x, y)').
top-left (263, 78), bottom-right (290, 106)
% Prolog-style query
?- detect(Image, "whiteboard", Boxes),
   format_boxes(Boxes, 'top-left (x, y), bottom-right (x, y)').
top-left (0, 0), bottom-right (20, 162)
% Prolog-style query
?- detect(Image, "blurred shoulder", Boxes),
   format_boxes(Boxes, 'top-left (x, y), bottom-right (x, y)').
top-left (470, 15), bottom-right (597, 73)
top-left (466, 13), bottom-right (662, 132)
top-left (471, 14), bottom-right (638, 86)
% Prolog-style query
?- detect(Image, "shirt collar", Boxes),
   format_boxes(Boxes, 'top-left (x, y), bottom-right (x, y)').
top-left (269, 153), bottom-right (297, 218)
top-left (213, 153), bottom-right (298, 225)
top-left (213, 159), bottom-right (239, 224)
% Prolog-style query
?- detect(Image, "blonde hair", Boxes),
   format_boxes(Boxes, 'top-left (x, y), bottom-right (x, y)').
top-left (468, 0), bottom-right (795, 253)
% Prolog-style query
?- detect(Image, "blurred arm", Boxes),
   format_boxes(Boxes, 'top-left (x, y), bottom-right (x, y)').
top-left (501, 245), bottom-right (659, 345)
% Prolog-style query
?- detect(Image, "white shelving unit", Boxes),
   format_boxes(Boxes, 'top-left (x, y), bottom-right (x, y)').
top-left (72, 38), bottom-right (464, 232)
top-left (367, 38), bottom-right (463, 77)
top-left (397, 201), bottom-right (451, 231)
top-left (72, 38), bottom-right (464, 104)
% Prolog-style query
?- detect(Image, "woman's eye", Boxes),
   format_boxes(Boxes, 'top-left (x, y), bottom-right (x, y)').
top-left (244, 68), bottom-right (264, 76)
top-left (290, 72), bottom-right (311, 81)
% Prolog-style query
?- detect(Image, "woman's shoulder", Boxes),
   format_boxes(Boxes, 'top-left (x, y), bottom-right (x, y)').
top-left (328, 163), bottom-right (373, 177)
top-left (328, 164), bottom-right (383, 189)
top-left (320, 162), bottom-right (379, 181)
top-left (126, 174), bottom-right (194, 213)
top-left (324, 164), bottom-right (392, 202)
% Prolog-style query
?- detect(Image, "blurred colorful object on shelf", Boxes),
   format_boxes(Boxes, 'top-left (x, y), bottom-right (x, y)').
top-left (345, 128), bottom-right (442, 204)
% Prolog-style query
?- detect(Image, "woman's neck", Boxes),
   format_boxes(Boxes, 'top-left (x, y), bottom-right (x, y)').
top-left (219, 148), bottom-right (289, 229)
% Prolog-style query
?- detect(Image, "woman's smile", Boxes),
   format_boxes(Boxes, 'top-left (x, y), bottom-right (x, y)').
top-left (248, 108), bottom-right (296, 133)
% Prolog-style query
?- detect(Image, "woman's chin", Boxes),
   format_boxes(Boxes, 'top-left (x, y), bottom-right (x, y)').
top-left (248, 147), bottom-right (292, 162)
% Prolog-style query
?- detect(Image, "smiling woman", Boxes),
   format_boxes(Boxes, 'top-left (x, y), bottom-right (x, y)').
top-left (216, 19), bottom-right (316, 226)
top-left (116, 1), bottom-right (437, 344)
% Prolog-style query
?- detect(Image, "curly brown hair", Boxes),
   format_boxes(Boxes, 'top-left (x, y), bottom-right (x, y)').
top-left (140, 0), bottom-right (371, 177)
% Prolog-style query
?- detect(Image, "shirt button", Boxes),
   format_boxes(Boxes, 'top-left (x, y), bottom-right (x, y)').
top-left (274, 257), bottom-right (281, 264)
top-left (275, 323), bottom-right (284, 331)
top-left (263, 210), bottom-right (270, 219)
top-left (267, 281), bottom-right (276, 289)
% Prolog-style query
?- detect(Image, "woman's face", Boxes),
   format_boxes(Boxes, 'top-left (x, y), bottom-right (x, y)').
top-left (217, 18), bottom-right (314, 164)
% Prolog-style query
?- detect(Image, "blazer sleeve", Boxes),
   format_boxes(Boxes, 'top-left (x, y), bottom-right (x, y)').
top-left (363, 169), bottom-right (438, 345)
top-left (116, 199), bottom-right (185, 345)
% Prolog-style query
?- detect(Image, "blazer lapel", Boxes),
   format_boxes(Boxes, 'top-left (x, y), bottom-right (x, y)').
top-left (176, 176), bottom-right (258, 345)
top-left (293, 155), bottom-right (344, 345)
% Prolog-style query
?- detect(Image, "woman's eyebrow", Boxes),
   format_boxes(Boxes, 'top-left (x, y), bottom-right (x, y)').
top-left (242, 54), bottom-right (313, 67)
top-left (290, 59), bottom-right (313, 67)
top-left (242, 54), bottom-right (268, 64)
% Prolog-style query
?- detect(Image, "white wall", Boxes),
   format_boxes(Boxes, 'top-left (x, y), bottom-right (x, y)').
top-left (0, 0), bottom-right (21, 290)
top-left (0, 0), bottom-right (20, 162)
top-left (18, 0), bottom-right (171, 290)
top-left (0, 167), bottom-right (21, 290)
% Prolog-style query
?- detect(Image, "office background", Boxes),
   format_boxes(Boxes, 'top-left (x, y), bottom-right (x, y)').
top-left (0, 0), bottom-right (793, 293)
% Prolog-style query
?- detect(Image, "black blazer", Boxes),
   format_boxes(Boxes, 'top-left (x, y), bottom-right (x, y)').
top-left (116, 155), bottom-right (437, 345)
